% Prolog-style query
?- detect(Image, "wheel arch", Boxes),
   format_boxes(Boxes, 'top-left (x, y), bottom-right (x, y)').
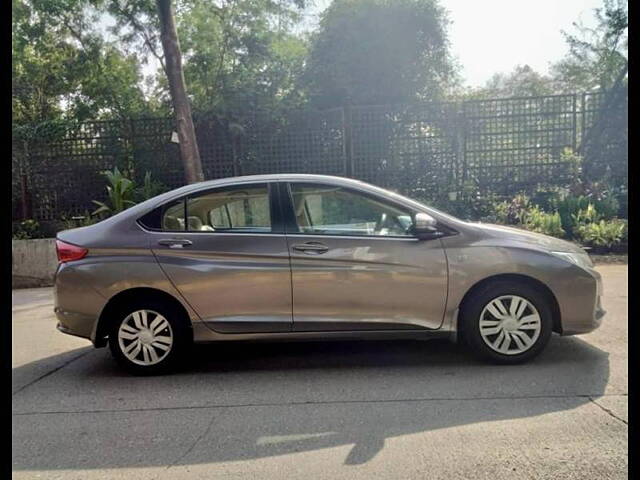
top-left (456, 273), bottom-right (562, 336)
top-left (94, 287), bottom-right (193, 347)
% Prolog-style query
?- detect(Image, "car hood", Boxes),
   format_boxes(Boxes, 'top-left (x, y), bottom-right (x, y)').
top-left (469, 222), bottom-right (586, 254)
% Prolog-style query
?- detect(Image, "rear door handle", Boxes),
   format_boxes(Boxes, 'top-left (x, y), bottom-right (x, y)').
top-left (158, 239), bottom-right (193, 248)
top-left (291, 242), bottom-right (329, 254)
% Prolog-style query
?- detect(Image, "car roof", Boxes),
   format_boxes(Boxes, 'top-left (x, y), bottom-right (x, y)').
top-left (182, 173), bottom-right (367, 187)
top-left (147, 174), bottom-right (373, 203)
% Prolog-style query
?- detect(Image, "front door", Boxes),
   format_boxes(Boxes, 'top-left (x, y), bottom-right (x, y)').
top-left (282, 182), bottom-right (448, 331)
top-left (150, 182), bottom-right (292, 333)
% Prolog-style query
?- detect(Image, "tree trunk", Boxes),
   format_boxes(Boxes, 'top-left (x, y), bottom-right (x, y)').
top-left (156, 0), bottom-right (204, 184)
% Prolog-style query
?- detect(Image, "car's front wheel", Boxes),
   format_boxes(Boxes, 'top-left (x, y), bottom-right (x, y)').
top-left (460, 280), bottom-right (553, 364)
top-left (108, 300), bottom-right (191, 375)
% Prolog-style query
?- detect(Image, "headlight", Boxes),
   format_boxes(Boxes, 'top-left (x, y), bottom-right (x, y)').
top-left (551, 251), bottom-right (593, 269)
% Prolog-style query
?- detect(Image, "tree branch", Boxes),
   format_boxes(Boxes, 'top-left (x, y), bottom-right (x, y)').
top-left (111, 3), bottom-right (167, 76)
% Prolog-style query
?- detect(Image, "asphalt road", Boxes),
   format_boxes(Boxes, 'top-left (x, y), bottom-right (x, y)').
top-left (12, 265), bottom-right (628, 479)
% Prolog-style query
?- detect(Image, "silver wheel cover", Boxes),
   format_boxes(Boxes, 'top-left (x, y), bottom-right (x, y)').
top-left (117, 309), bottom-right (173, 366)
top-left (479, 295), bottom-right (542, 355)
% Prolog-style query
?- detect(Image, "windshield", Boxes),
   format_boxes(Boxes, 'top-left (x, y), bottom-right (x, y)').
top-left (364, 184), bottom-right (466, 225)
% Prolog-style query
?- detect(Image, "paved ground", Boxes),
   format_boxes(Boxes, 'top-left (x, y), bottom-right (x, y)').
top-left (12, 265), bottom-right (628, 479)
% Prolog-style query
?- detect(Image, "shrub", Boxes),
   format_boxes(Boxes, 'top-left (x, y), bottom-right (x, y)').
top-left (92, 167), bottom-right (137, 217)
top-left (575, 219), bottom-right (628, 249)
top-left (134, 171), bottom-right (167, 203)
top-left (478, 199), bottom-right (509, 224)
top-left (571, 203), bottom-right (600, 226)
top-left (12, 219), bottom-right (45, 240)
top-left (530, 186), bottom-right (566, 212)
top-left (554, 194), bottom-right (591, 238)
top-left (60, 210), bottom-right (99, 231)
top-left (506, 194), bottom-right (531, 225)
top-left (522, 207), bottom-right (565, 238)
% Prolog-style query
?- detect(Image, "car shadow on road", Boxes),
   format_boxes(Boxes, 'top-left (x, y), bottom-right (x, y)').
top-left (12, 335), bottom-right (611, 470)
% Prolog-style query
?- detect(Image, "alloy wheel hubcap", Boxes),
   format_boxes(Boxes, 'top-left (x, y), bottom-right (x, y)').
top-left (479, 295), bottom-right (541, 355)
top-left (117, 310), bottom-right (173, 366)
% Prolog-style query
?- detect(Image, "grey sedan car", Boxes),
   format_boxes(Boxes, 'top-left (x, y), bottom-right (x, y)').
top-left (54, 174), bottom-right (604, 374)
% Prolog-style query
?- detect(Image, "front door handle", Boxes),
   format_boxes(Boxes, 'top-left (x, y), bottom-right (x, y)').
top-left (291, 242), bottom-right (329, 254)
top-left (158, 238), bottom-right (193, 249)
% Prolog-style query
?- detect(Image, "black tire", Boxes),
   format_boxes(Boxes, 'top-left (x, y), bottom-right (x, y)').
top-left (108, 298), bottom-right (191, 375)
top-left (460, 280), bottom-right (553, 364)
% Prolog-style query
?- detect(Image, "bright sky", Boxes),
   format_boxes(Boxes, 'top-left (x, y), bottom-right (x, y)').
top-left (308, 0), bottom-right (602, 86)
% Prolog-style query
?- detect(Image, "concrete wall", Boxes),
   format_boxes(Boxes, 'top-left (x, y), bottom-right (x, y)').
top-left (12, 239), bottom-right (58, 288)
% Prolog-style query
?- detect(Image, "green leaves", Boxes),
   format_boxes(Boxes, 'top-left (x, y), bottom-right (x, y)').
top-left (550, 0), bottom-right (627, 92)
top-left (135, 171), bottom-right (167, 202)
top-left (523, 207), bottom-right (565, 238)
top-left (91, 167), bottom-right (137, 216)
top-left (13, 0), bottom-right (154, 127)
top-left (176, 0), bottom-right (308, 115)
top-left (304, 0), bottom-right (457, 108)
top-left (91, 168), bottom-right (166, 218)
top-left (575, 219), bottom-right (627, 249)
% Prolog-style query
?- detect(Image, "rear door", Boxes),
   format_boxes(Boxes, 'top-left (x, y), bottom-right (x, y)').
top-left (146, 182), bottom-right (292, 333)
top-left (281, 181), bottom-right (448, 331)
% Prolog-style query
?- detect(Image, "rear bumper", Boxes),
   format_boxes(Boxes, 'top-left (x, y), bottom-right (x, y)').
top-left (54, 261), bottom-right (107, 345)
top-left (55, 307), bottom-right (95, 341)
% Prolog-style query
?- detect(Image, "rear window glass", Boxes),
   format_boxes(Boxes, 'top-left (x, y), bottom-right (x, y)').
top-left (162, 199), bottom-right (186, 231)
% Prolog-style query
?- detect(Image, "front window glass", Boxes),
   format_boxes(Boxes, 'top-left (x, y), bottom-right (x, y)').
top-left (289, 183), bottom-right (413, 237)
top-left (186, 184), bottom-right (271, 232)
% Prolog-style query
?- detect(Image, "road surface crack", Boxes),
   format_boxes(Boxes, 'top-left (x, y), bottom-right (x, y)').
top-left (12, 349), bottom-right (92, 396)
top-left (12, 392), bottom-right (628, 416)
top-left (165, 413), bottom-right (216, 471)
top-left (588, 396), bottom-right (628, 425)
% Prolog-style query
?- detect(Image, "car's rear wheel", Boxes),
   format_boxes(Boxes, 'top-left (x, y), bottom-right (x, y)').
top-left (108, 300), bottom-right (191, 375)
top-left (460, 280), bottom-right (553, 364)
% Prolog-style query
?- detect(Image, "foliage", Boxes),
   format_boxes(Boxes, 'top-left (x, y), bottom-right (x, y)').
top-left (467, 183), bottom-right (627, 250)
top-left (553, 194), bottom-right (592, 239)
top-left (12, 0), bottom-right (152, 125)
top-left (304, 0), bottom-right (458, 108)
top-left (12, 219), bottom-right (45, 240)
top-left (106, 0), bottom-right (309, 119)
top-left (575, 218), bottom-right (627, 248)
top-left (551, 0), bottom-right (627, 92)
top-left (60, 210), bottom-right (100, 230)
top-left (521, 207), bottom-right (565, 238)
top-left (467, 65), bottom-right (556, 99)
top-left (92, 167), bottom-right (137, 217)
top-left (546, 186), bottom-right (619, 239)
top-left (571, 203), bottom-right (600, 226)
top-left (134, 171), bottom-right (167, 203)
top-left (503, 194), bottom-right (530, 225)
top-left (179, 0), bottom-right (307, 115)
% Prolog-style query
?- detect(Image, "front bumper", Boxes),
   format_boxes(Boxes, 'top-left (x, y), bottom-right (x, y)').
top-left (559, 266), bottom-right (605, 335)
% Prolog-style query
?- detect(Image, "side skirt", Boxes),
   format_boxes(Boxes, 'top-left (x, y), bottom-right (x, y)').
top-left (192, 323), bottom-right (452, 343)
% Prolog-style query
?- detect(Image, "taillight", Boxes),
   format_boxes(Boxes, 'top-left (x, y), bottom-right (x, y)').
top-left (56, 240), bottom-right (88, 263)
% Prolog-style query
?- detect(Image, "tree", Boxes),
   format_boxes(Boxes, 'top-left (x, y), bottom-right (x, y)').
top-left (12, 0), bottom-right (151, 124)
top-left (551, 0), bottom-right (627, 92)
top-left (177, 0), bottom-right (307, 117)
top-left (156, 0), bottom-right (204, 183)
top-left (304, 0), bottom-right (458, 108)
top-left (468, 65), bottom-right (556, 99)
top-left (107, 0), bottom-right (308, 181)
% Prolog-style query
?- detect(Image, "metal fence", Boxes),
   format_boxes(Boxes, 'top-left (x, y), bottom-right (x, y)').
top-left (13, 90), bottom-right (627, 221)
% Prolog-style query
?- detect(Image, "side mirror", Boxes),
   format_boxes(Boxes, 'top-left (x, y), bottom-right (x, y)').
top-left (412, 212), bottom-right (440, 239)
